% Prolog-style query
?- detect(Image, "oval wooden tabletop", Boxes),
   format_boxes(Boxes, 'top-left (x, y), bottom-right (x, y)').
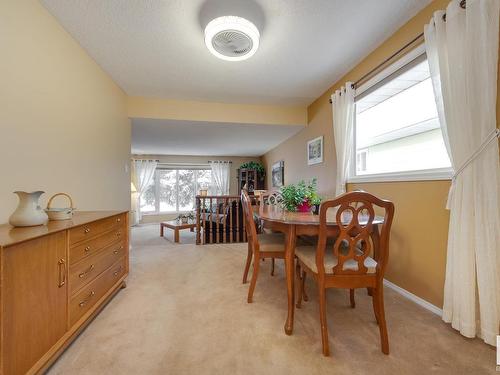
top-left (254, 205), bottom-right (384, 226)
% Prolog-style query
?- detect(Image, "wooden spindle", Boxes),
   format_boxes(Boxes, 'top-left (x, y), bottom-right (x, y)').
top-left (221, 197), bottom-right (226, 243)
top-left (196, 197), bottom-right (201, 245)
top-left (202, 197), bottom-right (206, 244)
top-left (209, 197), bottom-right (213, 244)
top-left (216, 198), bottom-right (220, 244)
top-left (229, 197), bottom-right (233, 243)
top-left (236, 199), bottom-right (240, 242)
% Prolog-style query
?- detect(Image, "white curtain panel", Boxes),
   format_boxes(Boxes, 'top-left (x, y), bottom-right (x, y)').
top-left (210, 161), bottom-right (230, 195)
top-left (130, 159), bottom-right (158, 225)
top-left (331, 83), bottom-right (355, 196)
top-left (424, 0), bottom-right (500, 346)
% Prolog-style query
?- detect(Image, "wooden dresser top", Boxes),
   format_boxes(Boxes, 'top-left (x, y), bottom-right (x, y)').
top-left (0, 211), bottom-right (128, 248)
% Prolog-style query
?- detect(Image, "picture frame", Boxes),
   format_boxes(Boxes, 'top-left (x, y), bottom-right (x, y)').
top-left (307, 136), bottom-right (323, 165)
top-left (271, 160), bottom-right (284, 187)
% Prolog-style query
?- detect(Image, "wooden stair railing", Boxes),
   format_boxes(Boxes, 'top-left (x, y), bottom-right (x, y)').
top-left (195, 195), bottom-right (247, 244)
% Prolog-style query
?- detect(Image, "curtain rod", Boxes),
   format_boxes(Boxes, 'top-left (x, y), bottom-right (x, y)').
top-left (208, 160), bottom-right (232, 163)
top-left (329, 0), bottom-right (466, 104)
top-left (158, 162), bottom-right (210, 166)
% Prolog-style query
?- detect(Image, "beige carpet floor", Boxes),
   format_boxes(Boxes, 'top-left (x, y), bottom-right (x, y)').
top-left (48, 224), bottom-right (497, 374)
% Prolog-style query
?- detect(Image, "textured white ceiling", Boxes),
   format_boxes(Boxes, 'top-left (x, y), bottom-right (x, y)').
top-left (131, 119), bottom-right (303, 156)
top-left (41, 0), bottom-right (431, 105)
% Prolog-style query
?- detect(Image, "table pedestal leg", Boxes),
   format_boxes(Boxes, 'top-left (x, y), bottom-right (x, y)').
top-left (160, 224), bottom-right (164, 237)
top-left (174, 229), bottom-right (180, 243)
top-left (284, 224), bottom-right (297, 335)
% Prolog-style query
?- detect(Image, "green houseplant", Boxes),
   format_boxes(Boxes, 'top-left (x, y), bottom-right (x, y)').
top-left (280, 178), bottom-right (322, 212)
top-left (239, 161), bottom-right (265, 178)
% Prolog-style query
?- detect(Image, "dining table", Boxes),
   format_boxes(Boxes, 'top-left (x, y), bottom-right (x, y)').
top-left (254, 204), bottom-right (384, 336)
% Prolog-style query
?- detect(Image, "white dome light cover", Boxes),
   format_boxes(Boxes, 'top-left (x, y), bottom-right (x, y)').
top-left (204, 16), bottom-right (260, 61)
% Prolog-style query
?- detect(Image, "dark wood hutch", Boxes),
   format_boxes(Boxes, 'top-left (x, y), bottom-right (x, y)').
top-left (237, 168), bottom-right (265, 195)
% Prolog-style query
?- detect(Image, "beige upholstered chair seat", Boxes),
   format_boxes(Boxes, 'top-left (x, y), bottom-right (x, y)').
top-left (257, 233), bottom-right (285, 252)
top-left (295, 245), bottom-right (377, 274)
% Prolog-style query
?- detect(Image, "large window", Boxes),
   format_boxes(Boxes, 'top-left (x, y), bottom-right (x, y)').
top-left (352, 48), bottom-right (451, 181)
top-left (140, 167), bottom-right (212, 214)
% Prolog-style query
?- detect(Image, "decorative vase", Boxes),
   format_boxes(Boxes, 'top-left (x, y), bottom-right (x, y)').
top-left (9, 191), bottom-right (49, 227)
top-left (296, 200), bottom-right (312, 213)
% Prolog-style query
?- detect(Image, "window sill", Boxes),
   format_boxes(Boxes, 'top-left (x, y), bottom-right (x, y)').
top-left (347, 168), bottom-right (453, 183)
top-left (141, 211), bottom-right (192, 216)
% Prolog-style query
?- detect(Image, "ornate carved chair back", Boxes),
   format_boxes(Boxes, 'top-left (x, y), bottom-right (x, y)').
top-left (260, 190), bottom-right (283, 206)
top-left (316, 191), bottom-right (394, 277)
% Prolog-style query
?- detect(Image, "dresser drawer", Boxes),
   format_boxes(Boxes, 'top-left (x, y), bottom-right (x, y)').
top-left (69, 240), bottom-right (126, 295)
top-left (70, 226), bottom-right (125, 265)
top-left (70, 258), bottom-right (126, 326)
top-left (69, 214), bottom-right (125, 246)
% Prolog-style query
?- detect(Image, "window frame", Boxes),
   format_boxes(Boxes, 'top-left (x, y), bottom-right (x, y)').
top-left (141, 166), bottom-right (212, 215)
top-left (348, 43), bottom-right (453, 183)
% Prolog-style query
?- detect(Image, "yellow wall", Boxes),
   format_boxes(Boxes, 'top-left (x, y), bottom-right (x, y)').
top-left (262, 0), bottom-right (472, 308)
top-left (348, 181), bottom-right (450, 307)
top-left (128, 96), bottom-right (307, 126)
top-left (0, 0), bottom-right (131, 224)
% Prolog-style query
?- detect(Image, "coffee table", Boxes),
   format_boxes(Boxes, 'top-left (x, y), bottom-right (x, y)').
top-left (160, 220), bottom-right (196, 243)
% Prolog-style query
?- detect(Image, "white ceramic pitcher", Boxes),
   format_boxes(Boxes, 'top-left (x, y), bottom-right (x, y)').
top-left (9, 191), bottom-right (49, 227)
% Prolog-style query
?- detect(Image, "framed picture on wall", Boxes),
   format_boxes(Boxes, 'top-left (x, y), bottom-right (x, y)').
top-left (307, 136), bottom-right (323, 165)
top-left (271, 161), bottom-right (284, 187)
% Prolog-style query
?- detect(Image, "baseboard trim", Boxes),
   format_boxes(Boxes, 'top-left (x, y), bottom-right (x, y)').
top-left (383, 279), bottom-right (443, 317)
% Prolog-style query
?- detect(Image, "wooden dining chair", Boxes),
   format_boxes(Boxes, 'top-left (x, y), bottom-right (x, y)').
top-left (241, 190), bottom-right (286, 303)
top-left (259, 190), bottom-right (283, 206)
top-left (258, 190), bottom-right (285, 275)
top-left (295, 191), bottom-right (394, 356)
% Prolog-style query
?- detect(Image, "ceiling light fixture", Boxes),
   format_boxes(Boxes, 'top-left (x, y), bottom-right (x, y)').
top-left (204, 16), bottom-right (260, 61)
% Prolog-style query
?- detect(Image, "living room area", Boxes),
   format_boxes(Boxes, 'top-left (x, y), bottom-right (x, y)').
top-left (129, 118), bottom-right (302, 246)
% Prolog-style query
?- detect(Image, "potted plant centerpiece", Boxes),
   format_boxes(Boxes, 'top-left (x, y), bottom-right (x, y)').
top-left (177, 211), bottom-right (195, 224)
top-left (280, 178), bottom-right (322, 213)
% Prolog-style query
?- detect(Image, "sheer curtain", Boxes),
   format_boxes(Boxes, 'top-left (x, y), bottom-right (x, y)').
top-left (131, 159), bottom-right (158, 225)
top-left (331, 83), bottom-right (355, 196)
top-left (210, 161), bottom-right (230, 195)
top-left (424, 0), bottom-right (500, 346)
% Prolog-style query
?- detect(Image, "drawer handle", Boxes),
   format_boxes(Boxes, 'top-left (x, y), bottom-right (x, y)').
top-left (79, 291), bottom-right (95, 307)
top-left (84, 246), bottom-right (91, 253)
top-left (113, 266), bottom-right (123, 277)
top-left (57, 258), bottom-right (66, 288)
top-left (84, 228), bottom-right (90, 234)
top-left (79, 264), bottom-right (95, 278)
top-left (117, 217), bottom-right (121, 222)
top-left (116, 231), bottom-right (121, 237)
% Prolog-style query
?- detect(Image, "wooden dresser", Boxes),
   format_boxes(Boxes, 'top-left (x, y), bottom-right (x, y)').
top-left (0, 211), bottom-right (129, 375)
